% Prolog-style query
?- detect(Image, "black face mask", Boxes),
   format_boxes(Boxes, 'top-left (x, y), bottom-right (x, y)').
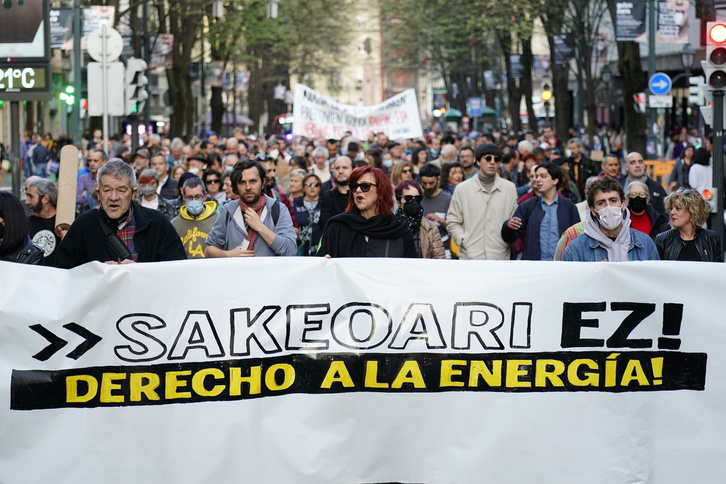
top-left (628, 196), bottom-right (648, 214)
top-left (0, 222), bottom-right (4, 240)
top-left (403, 199), bottom-right (423, 218)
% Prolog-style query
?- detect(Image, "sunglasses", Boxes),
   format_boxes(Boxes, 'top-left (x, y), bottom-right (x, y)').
top-left (350, 182), bottom-right (377, 192)
top-left (400, 194), bottom-right (423, 203)
top-left (305, 182), bottom-right (320, 188)
top-left (676, 188), bottom-right (693, 195)
top-left (402, 168), bottom-right (413, 174)
top-left (205, 179), bottom-right (221, 184)
top-left (482, 155), bottom-right (502, 163)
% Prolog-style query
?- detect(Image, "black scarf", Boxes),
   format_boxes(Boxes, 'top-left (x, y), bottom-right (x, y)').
top-left (331, 213), bottom-right (411, 238)
top-left (395, 207), bottom-right (423, 233)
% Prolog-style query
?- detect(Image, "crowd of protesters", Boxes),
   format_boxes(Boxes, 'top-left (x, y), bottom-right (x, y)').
top-left (0, 124), bottom-right (722, 265)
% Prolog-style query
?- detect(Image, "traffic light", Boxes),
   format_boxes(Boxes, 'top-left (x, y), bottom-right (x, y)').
top-left (634, 92), bottom-right (646, 113)
top-left (706, 22), bottom-right (726, 90)
top-left (60, 85), bottom-right (75, 105)
top-left (125, 57), bottom-right (148, 115)
top-left (689, 76), bottom-right (706, 105)
top-left (703, 188), bottom-right (718, 213)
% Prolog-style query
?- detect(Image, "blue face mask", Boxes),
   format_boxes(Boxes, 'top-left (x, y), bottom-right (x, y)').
top-left (186, 200), bottom-right (204, 216)
top-left (383, 159), bottom-right (394, 168)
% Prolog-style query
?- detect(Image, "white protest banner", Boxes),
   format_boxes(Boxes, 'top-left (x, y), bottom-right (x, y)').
top-left (292, 83), bottom-right (423, 140)
top-left (0, 258), bottom-right (724, 483)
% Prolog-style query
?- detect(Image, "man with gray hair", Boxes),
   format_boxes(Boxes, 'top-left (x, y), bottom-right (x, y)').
top-left (26, 178), bottom-right (60, 266)
top-left (57, 160), bottom-right (186, 267)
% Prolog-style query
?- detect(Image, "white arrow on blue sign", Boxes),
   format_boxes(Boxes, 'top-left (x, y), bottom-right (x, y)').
top-left (649, 72), bottom-right (672, 96)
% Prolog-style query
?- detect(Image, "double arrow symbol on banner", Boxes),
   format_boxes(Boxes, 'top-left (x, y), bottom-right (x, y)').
top-left (29, 323), bottom-right (102, 361)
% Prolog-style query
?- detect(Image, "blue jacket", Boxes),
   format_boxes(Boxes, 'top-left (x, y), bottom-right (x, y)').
top-left (501, 195), bottom-right (580, 260)
top-left (561, 227), bottom-right (660, 261)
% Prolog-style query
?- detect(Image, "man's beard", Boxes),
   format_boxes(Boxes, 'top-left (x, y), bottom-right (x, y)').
top-left (243, 189), bottom-right (262, 205)
top-left (336, 177), bottom-right (348, 187)
top-left (30, 200), bottom-right (43, 215)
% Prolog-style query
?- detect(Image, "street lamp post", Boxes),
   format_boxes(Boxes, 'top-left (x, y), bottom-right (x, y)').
top-left (669, 43), bottom-right (696, 129)
top-left (681, 43), bottom-right (696, 129)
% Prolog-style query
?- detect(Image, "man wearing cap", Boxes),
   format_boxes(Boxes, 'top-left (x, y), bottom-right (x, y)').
top-left (446, 143), bottom-right (518, 260)
top-left (171, 176), bottom-right (219, 259)
top-left (187, 154), bottom-right (208, 176)
top-left (57, 160), bottom-right (186, 267)
top-left (388, 141), bottom-right (405, 163)
top-left (138, 168), bottom-right (178, 221)
top-left (133, 148), bottom-right (151, 177)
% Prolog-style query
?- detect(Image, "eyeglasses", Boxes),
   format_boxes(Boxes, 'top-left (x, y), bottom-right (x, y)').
top-left (628, 193), bottom-right (647, 199)
top-left (185, 195), bottom-right (205, 201)
top-left (305, 182), bottom-right (320, 188)
top-left (482, 155), bottom-right (502, 163)
top-left (256, 155), bottom-right (272, 162)
top-left (350, 182), bottom-right (377, 192)
top-left (400, 194), bottom-right (423, 203)
top-left (402, 168), bottom-right (413, 174)
top-left (205, 179), bottom-right (221, 184)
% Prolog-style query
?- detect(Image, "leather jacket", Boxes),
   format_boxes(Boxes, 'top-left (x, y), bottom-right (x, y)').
top-left (1, 236), bottom-right (44, 265)
top-left (655, 228), bottom-right (723, 262)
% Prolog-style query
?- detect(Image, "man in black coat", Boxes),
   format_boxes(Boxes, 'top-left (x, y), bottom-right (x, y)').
top-left (57, 160), bottom-right (186, 268)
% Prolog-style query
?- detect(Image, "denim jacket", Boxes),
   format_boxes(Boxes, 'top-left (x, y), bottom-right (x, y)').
top-left (562, 227), bottom-right (660, 261)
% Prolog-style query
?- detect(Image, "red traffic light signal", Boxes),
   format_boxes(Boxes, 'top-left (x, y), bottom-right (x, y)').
top-left (707, 22), bottom-right (726, 90)
top-left (709, 23), bottom-right (726, 43)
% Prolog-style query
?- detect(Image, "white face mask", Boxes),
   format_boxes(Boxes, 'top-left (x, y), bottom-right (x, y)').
top-left (595, 205), bottom-right (623, 231)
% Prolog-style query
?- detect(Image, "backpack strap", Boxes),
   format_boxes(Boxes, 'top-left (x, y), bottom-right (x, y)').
top-left (271, 199), bottom-right (280, 225)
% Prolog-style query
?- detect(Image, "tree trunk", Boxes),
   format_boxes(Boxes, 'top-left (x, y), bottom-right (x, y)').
top-left (521, 38), bottom-right (536, 130)
top-left (264, 59), bottom-right (291, 134)
top-left (499, 32), bottom-right (522, 133)
top-left (607, 0), bottom-right (646, 154)
top-left (210, 85), bottom-right (224, 135)
top-left (166, 3), bottom-right (202, 139)
top-left (616, 42), bottom-right (647, 155)
top-left (248, 57), bottom-right (265, 135)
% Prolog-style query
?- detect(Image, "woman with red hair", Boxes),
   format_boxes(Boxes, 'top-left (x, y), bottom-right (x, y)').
top-left (318, 166), bottom-right (416, 257)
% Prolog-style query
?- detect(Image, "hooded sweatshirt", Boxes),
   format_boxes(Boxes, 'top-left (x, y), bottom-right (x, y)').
top-left (171, 200), bottom-right (219, 258)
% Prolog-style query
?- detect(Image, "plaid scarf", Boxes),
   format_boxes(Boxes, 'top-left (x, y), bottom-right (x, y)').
top-left (238, 195), bottom-right (267, 249)
top-left (116, 207), bottom-right (138, 262)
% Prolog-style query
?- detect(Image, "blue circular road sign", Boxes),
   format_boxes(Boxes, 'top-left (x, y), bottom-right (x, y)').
top-left (649, 73), bottom-right (672, 96)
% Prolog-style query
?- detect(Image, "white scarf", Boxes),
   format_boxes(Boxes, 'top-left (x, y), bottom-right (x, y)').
top-left (583, 208), bottom-right (632, 262)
